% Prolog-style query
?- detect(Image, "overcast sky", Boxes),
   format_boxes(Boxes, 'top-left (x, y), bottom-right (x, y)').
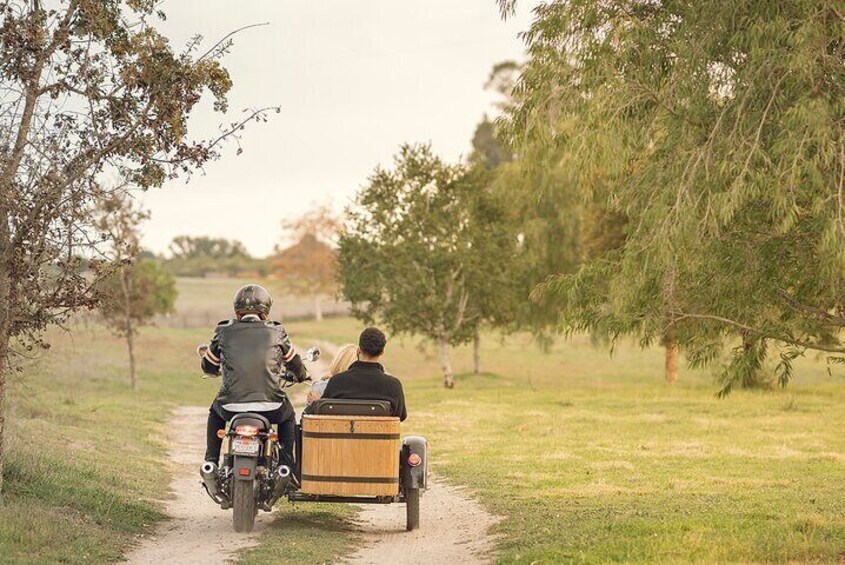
top-left (139, 1), bottom-right (535, 257)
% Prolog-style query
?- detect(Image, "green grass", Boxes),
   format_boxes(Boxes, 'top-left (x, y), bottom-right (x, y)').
top-left (0, 325), bottom-right (211, 563)
top-left (287, 317), bottom-right (845, 564)
top-left (236, 504), bottom-right (356, 565)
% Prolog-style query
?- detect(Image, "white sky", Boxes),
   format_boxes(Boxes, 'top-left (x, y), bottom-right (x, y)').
top-left (139, 1), bottom-right (535, 257)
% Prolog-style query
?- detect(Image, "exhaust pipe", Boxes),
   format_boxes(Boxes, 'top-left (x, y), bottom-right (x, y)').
top-left (200, 461), bottom-right (220, 498)
top-left (260, 465), bottom-right (295, 512)
top-left (272, 465), bottom-right (293, 498)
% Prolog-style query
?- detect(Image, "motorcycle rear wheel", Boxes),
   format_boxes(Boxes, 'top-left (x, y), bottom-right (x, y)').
top-left (233, 479), bottom-right (256, 533)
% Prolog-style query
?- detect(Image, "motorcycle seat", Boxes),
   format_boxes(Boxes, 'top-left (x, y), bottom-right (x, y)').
top-left (230, 412), bottom-right (271, 430)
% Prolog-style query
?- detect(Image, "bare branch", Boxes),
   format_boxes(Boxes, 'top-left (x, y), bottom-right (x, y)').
top-left (197, 22), bottom-right (270, 61)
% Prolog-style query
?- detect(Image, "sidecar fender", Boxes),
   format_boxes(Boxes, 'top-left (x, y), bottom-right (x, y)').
top-left (400, 436), bottom-right (428, 491)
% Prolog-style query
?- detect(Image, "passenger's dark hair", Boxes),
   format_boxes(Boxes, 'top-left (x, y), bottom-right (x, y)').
top-left (359, 327), bottom-right (387, 357)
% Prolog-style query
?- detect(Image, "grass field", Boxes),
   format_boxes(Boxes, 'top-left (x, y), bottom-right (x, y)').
top-left (287, 317), bottom-right (845, 564)
top-left (163, 277), bottom-right (348, 328)
top-left (2, 314), bottom-right (845, 563)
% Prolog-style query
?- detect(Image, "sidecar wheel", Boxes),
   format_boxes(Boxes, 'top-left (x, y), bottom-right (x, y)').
top-left (405, 487), bottom-right (420, 531)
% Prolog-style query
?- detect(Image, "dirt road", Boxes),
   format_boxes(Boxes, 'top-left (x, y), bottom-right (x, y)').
top-left (345, 475), bottom-right (499, 564)
top-left (124, 344), bottom-right (500, 564)
top-left (122, 405), bottom-right (268, 565)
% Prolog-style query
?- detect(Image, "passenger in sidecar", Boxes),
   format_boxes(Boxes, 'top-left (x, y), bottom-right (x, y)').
top-left (290, 327), bottom-right (425, 530)
top-left (321, 327), bottom-right (407, 421)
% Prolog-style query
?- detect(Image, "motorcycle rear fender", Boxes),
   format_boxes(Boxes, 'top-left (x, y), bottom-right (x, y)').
top-left (400, 435), bottom-right (428, 491)
top-left (233, 455), bottom-right (258, 482)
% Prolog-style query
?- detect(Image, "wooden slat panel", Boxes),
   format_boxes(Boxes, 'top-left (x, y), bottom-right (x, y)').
top-left (300, 415), bottom-right (400, 496)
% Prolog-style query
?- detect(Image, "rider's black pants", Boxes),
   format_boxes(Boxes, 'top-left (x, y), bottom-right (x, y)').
top-left (205, 402), bottom-right (296, 467)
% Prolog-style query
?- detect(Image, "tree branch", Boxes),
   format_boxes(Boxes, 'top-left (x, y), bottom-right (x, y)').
top-left (669, 312), bottom-right (845, 354)
top-left (197, 22), bottom-right (270, 61)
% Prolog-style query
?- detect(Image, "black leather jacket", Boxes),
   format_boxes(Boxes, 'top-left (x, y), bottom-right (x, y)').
top-left (200, 317), bottom-right (307, 406)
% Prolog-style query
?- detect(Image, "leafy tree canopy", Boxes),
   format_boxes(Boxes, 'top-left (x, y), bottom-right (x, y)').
top-left (98, 258), bottom-right (177, 330)
top-left (499, 0), bottom-right (845, 392)
top-left (272, 233), bottom-right (337, 297)
top-left (163, 236), bottom-right (265, 277)
top-left (338, 144), bottom-right (524, 386)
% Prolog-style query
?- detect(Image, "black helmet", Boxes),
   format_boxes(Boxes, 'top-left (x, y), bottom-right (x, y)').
top-left (233, 284), bottom-right (272, 318)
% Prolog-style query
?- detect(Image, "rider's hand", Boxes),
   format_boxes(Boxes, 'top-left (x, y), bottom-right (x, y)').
top-left (281, 370), bottom-right (310, 383)
top-left (196, 344), bottom-right (209, 358)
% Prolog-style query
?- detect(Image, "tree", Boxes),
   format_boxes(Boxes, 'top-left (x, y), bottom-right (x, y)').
top-left (98, 258), bottom-right (177, 389)
top-left (483, 60), bottom-right (520, 112)
top-left (0, 0), bottom-right (274, 492)
top-left (279, 202), bottom-right (342, 246)
top-left (338, 144), bottom-right (522, 387)
top-left (464, 176), bottom-right (528, 374)
top-left (467, 61), bottom-right (548, 373)
top-left (471, 116), bottom-right (512, 172)
top-left (271, 204), bottom-right (341, 322)
top-left (500, 0), bottom-right (845, 393)
top-left (95, 194), bottom-right (175, 389)
top-left (271, 233), bottom-right (337, 322)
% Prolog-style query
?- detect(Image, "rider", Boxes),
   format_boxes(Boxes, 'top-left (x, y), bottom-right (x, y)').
top-left (200, 284), bottom-right (308, 469)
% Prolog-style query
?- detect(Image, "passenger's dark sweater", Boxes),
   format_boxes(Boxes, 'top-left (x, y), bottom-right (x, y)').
top-left (322, 360), bottom-right (407, 421)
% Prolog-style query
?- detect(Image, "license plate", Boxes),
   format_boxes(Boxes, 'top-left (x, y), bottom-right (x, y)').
top-left (231, 437), bottom-right (260, 455)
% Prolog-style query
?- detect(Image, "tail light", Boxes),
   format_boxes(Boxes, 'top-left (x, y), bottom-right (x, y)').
top-left (407, 453), bottom-right (422, 467)
top-left (234, 425), bottom-right (259, 437)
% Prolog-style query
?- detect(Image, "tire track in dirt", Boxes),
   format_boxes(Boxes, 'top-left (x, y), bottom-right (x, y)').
top-left (344, 476), bottom-right (500, 565)
top-left (122, 405), bottom-right (265, 565)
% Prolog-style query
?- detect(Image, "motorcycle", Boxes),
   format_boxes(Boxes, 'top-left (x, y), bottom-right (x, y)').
top-left (196, 344), bottom-right (320, 533)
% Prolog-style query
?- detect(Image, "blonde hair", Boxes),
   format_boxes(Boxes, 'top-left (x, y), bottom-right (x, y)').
top-left (328, 343), bottom-right (358, 376)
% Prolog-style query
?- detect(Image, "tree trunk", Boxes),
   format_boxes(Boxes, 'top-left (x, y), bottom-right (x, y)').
top-left (0, 5), bottom-right (59, 494)
top-left (664, 338), bottom-right (679, 384)
top-left (0, 258), bottom-right (10, 494)
top-left (0, 319), bottom-right (8, 495)
top-left (126, 329), bottom-right (137, 390)
top-left (314, 295), bottom-right (323, 322)
top-left (0, 206), bottom-right (11, 493)
top-left (119, 270), bottom-right (138, 390)
top-left (438, 336), bottom-right (455, 389)
top-left (472, 329), bottom-right (481, 374)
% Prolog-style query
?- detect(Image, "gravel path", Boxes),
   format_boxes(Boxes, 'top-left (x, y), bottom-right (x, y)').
top-left (344, 475), bottom-right (500, 564)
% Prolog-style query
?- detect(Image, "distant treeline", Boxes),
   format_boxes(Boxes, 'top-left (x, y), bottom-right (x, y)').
top-left (156, 235), bottom-right (271, 278)
top-left (162, 255), bottom-right (270, 278)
